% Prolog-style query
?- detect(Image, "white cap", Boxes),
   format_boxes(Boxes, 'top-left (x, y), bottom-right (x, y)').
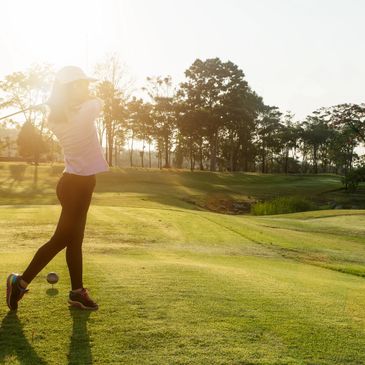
top-left (55, 65), bottom-right (97, 84)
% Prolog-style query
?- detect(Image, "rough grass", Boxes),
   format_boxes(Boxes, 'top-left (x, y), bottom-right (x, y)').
top-left (0, 162), bottom-right (352, 208)
top-left (251, 196), bottom-right (317, 215)
top-left (1, 163), bottom-right (365, 364)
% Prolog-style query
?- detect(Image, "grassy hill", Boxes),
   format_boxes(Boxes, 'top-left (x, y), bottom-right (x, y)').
top-left (1, 162), bottom-right (364, 210)
top-left (1, 162), bottom-right (365, 364)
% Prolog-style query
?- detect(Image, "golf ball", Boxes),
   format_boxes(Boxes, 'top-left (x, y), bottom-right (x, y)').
top-left (47, 272), bottom-right (59, 284)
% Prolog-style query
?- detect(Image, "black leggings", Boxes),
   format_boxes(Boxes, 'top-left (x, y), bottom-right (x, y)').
top-left (21, 172), bottom-right (96, 290)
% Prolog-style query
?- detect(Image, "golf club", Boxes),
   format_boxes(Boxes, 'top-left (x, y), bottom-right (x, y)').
top-left (0, 103), bottom-right (45, 121)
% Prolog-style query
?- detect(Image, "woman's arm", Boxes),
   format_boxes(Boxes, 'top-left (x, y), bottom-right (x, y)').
top-left (70, 98), bottom-right (104, 124)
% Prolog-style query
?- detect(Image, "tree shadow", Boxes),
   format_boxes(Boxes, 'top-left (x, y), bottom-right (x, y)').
top-left (0, 311), bottom-right (48, 365)
top-left (67, 307), bottom-right (93, 365)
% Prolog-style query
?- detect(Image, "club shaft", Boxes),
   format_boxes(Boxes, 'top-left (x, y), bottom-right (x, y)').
top-left (0, 104), bottom-right (45, 121)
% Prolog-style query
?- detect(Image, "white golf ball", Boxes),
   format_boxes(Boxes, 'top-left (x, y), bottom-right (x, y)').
top-left (47, 272), bottom-right (59, 284)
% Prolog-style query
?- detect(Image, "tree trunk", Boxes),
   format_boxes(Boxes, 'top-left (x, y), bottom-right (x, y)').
top-left (199, 138), bottom-right (204, 170)
top-left (243, 143), bottom-right (249, 172)
top-left (114, 143), bottom-right (118, 167)
top-left (313, 145), bottom-right (318, 174)
top-left (108, 135), bottom-right (113, 167)
top-left (105, 132), bottom-right (108, 162)
top-left (229, 132), bottom-right (234, 172)
top-left (190, 136), bottom-right (194, 171)
top-left (209, 131), bottom-right (218, 172)
top-left (129, 132), bottom-right (134, 167)
top-left (349, 147), bottom-right (354, 171)
top-left (301, 144), bottom-right (306, 173)
top-left (158, 150), bottom-right (162, 169)
top-left (141, 139), bottom-right (145, 168)
top-left (164, 135), bottom-right (169, 168)
top-left (148, 142), bottom-right (151, 168)
top-left (284, 149), bottom-right (289, 174)
top-left (107, 120), bottom-right (114, 167)
top-left (261, 149), bottom-right (266, 174)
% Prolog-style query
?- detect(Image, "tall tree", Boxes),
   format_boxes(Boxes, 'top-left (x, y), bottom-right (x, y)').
top-left (175, 108), bottom-right (211, 170)
top-left (17, 121), bottom-right (47, 164)
top-left (329, 103), bottom-right (365, 143)
top-left (300, 110), bottom-right (333, 174)
top-left (255, 106), bottom-right (283, 173)
top-left (279, 112), bottom-right (300, 173)
top-left (0, 64), bottom-right (53, 164)
top-left (94, 53), bottom-right (134, 166)
top-left (125, 97), bottom-right (149, 167)
top-left (179, 58), bottom-right (263, 171)
top-left (96, 80), bottom-right (125, 166)
top-left (143, 76), bottom-right (176, 168)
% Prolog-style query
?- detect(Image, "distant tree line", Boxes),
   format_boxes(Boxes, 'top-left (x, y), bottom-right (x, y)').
top-left (0, 56), bottom-right (364, 175)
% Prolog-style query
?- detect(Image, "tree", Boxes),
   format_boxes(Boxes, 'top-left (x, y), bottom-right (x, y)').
top-left (127, 97), bottom-right (153, 167)
top-left (16, 121), bottom-right (48, 164)
top-left (143, 76), bottom-right (177, 169)
top-left (175, 108), bottom-right (211, 171)
top-left (94, 53), bottom-right (134, 166)
top-left (279, 112), bottom-right (300, 173)
top-left (300, 110), bottom-right (333, 174)
top-left (329, 103), bottom-right (365, 143)
top-left (179, 58), bottom-right (263, 171)
top-left (0, 64), bottom-right (53, 163)
top-left (255, 106), bottom-right (283, 173)
top-left (96, 80), bottom-right (125, 166)
top-left (326, 104), bottom-right (364, 174)
top-left (134, 101), bottom-right (153, 168)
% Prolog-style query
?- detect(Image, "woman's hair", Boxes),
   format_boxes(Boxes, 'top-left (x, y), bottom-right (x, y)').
top-left (46, 81), bottom-right (74, 124)
top-left (46, 79), bottom-right (91, 124)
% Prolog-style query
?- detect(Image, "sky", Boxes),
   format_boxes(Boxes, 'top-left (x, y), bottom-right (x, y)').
top-left (0, 0), bottom-right (365, 120)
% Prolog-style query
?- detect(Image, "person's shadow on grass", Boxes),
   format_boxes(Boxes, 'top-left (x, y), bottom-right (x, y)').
top-left (67, 307), bottom-right (93, 365)
top-left (0, 311), bottom-right (48, 365)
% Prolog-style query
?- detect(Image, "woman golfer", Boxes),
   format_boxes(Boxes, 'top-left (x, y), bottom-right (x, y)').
top-left (6, 66), bottom-right (109, 311)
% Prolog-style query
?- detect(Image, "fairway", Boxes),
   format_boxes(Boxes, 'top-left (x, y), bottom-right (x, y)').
top-left (1, 166), bottom-right (365, 364)
top-left (2, 0), bottom-right (365, 362)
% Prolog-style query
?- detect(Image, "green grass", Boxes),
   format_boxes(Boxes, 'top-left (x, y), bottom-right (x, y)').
top-left (251, 196), bottom-right (317, 215)
top-left (1, 163), bottom-right (365, 364)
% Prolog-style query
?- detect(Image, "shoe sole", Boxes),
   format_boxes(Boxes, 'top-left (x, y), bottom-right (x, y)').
top-left (68, 299), bottom-right (98, 311)
top-left (6, 274), bottom-right (15, 311)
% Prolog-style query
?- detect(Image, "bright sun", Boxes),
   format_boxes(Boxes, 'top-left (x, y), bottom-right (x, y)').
top-left (2, 0), bottom-right (125, 75)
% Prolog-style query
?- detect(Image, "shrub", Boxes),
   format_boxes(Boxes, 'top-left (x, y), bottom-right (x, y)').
top-left (251, 196), bottom-right (316, 215)
top-left (9, 164), bottom-right (27, 181)
top-left (342, 166), bottom-right (365, 192)
top-left (49, 165), bottom-right (65, 176)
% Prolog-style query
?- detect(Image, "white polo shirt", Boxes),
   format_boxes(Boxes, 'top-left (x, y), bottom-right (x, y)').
top-left (48, 98), bottom-right (109, 176)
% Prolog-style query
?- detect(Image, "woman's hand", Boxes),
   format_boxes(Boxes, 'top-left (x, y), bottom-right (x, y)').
top-left (69, 95), bottom-right (97, 111)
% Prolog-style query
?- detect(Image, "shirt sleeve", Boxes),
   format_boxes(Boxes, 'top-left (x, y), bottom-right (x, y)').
top-left (73, 98), bottom-right (103, 124)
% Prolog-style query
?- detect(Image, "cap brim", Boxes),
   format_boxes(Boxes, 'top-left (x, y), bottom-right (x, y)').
top-left (55, 76), bottom-right (98, 84)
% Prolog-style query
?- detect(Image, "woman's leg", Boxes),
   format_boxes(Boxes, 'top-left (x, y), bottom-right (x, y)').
top-left (21, 208), bottom-right (75, 284)
top-left (65, 179), bottom-right (95, 290)
top-left (21, 174), bottom-right (95, 286)
top-left (21, 174), bottom-right (70, 284)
